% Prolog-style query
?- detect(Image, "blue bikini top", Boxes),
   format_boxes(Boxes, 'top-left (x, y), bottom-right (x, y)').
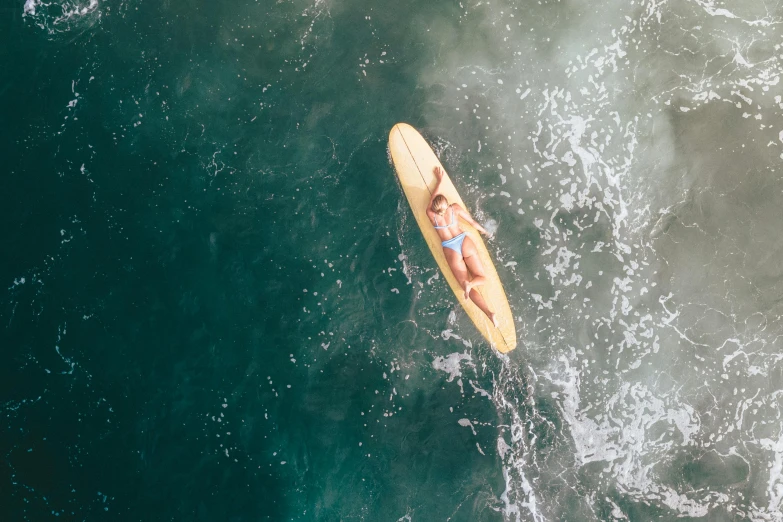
top-left (433, 206), bottom-right (456, 229)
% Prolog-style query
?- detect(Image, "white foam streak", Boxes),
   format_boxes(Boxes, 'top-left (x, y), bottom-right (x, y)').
top-left (549, 357), bottom-right (620, 465)
top-left (492, 362), bottom-right (544, 522)
top-left (761, 433), bottom-right (783, 515)
top-left (23, 0), bottom-right (39, 16)
top-left (431, 352), bottom-right (472, 383)
top-left (22, 0), bottom-right (100, 35)
top-left (692, 0), bottom-right (777, 26)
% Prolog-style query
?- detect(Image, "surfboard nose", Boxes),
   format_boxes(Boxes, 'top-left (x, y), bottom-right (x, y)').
top-left (389, 122), bottom-right (413, 141)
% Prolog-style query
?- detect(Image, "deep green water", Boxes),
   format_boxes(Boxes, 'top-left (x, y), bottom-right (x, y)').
top-left (4, 0), bottom-right (783, 520)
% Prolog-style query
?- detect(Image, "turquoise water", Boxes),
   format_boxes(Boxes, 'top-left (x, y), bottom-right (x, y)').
top-left (4, 0), bottom-right (783, 520)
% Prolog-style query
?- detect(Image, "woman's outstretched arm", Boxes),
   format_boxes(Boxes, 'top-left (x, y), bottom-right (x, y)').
top-left (455, 204), bottom-right (491, 236)
top-left (428, 166), bottom-right (446, 209)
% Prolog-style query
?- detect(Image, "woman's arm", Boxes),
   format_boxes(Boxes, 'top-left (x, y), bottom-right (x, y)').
top-left (455, 204), bottom-right (491, 236)
top-left (428, 166), bottom-right (446, 208)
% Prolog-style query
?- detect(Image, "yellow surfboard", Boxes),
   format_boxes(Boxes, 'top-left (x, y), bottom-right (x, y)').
top-left (388, 123), bottom-right (516, 353)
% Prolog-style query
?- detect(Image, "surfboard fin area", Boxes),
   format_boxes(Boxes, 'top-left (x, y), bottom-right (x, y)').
top-left (388, 123), bottom-right (517, 353)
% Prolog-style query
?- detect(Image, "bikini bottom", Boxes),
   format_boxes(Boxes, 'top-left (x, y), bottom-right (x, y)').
top-left (441, 232), bottom-right (466, 256)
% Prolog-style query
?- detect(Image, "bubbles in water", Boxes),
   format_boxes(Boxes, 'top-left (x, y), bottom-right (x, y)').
top-left (483, 218), bottom-right (498, 237)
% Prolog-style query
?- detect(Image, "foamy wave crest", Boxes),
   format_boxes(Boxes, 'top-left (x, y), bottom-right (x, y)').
top-left (23, 0), bottom-right (100, 36)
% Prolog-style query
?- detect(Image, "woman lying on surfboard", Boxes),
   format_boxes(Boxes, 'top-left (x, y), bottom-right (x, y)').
top-left (426, 166), bottom-right (498, 327)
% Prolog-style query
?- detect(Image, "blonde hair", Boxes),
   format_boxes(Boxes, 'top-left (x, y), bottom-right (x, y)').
top-left (431, 195), bottom-right (449, 215)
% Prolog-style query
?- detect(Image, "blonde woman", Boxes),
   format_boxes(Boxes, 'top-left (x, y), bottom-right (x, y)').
top-left (426, 166), bottom-right (498, 327)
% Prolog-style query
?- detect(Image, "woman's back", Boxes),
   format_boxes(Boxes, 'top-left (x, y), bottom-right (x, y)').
top-left (430, 205), bottom-right (462, 240)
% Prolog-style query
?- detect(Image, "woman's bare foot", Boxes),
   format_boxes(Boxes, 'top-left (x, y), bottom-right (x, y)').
top-left (463, 281), bottom-right (473, 299)
top-left (489, 312), bottom-right (499, 328)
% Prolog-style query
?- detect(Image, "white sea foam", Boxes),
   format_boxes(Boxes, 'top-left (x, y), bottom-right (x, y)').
top-left (419, 0), bottom-right (783, 518)
top-left (22, 0), bottom-right (100, 35)
top-left (23, 0), bottom-right (38, 16)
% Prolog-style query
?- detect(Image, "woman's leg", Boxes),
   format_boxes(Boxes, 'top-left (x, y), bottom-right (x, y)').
top-left (461, 236), bottom-right (487, 295)
top-left (460, 237), bottom-right (497, 325)
top-left (443, 247), bottom-right (470, 290)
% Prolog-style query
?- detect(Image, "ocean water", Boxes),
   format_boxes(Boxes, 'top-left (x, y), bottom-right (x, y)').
top-left (3, 0), bottom-right (783, 520)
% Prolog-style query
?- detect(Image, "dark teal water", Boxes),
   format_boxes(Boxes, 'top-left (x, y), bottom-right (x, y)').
top-left (5, 0), bottom-right (783, 520)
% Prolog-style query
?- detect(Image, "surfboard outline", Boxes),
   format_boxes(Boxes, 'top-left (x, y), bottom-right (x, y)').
top-left (388, 123), bottom-right (517, 353)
